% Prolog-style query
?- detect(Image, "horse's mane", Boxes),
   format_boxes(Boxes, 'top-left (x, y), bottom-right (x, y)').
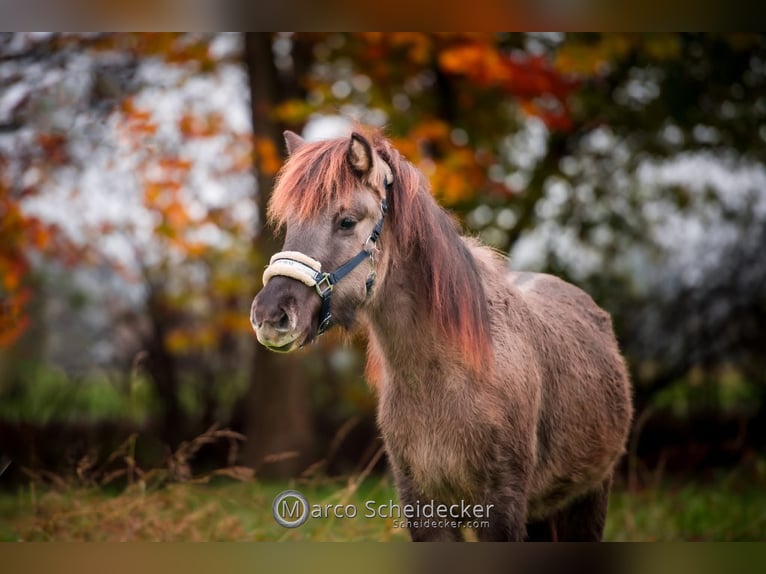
top-left (268, 130), bottom-right (492, 371)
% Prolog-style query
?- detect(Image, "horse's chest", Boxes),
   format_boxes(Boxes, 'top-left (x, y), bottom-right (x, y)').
top-left (378, 383), bottom-right (483, 499)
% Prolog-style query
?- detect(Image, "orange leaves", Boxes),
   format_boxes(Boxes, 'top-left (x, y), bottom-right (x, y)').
top-left (0, 258), bottom-right (26, 292)
top-left (359, 32), bottom-right (433, 65)
top-left (0, 185), bottom-right (64, 347)
top-left (254, 137), bottom-right (281, 177)
top-left (139, 142), bottom-right (199, 251)
top-left (163, 199), bottom-right (191, 230)
top-left (142, 178), bottom-right (199, 254)
top-left (410, 119), bottom-right (451, 142)
top-left (113, 66), bottom-right (256, 358)
top-left (179, 112), bottom-right (224, 138)
top-left (0, 289), bottom-right (30, 347)
top-left (143, 182), bottom-right (165, 205)
top-left (121, 98), bottom-right (157, 137)
top-left (430, 147), bottom-right (490, 205)
top-left (391, 119), bottom-right (491, 206)
top-left (439, 42), bottom-right (510, 84)
top-left (28, 220), bottom-right (52, 251)
top-left (387, 33), bottom-right (432, 65)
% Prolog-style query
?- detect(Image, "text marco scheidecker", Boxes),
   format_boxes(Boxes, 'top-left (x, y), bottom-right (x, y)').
top-left (272, 490), bottom-right (495, 528)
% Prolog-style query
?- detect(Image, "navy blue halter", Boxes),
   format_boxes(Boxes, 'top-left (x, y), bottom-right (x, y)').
top-left (315, 185), bottom-right (390, 334)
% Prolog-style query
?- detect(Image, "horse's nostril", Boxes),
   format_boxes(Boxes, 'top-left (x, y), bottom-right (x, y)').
top-left (276, 309), bottom-right (290, 331)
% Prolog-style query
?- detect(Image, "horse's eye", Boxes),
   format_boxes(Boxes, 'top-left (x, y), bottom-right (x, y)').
top-left (339, 217), bottom-right (357, 231)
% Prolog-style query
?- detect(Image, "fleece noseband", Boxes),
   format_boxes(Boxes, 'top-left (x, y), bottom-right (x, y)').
top-left (263, 178), bottom-right (392, 336)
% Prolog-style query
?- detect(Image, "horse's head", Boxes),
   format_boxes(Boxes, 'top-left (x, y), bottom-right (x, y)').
top-left (251, 130), bottom-right (393, 352)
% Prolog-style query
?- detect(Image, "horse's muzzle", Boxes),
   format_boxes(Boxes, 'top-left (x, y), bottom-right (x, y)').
top-left (250, 276), bottom-right (320, 353)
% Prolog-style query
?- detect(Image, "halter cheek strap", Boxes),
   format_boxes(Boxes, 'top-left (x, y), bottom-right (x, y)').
top-left (262, 177), bottom-right (392, 337)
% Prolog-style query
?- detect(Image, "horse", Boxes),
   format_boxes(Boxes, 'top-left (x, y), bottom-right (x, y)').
top-left (251, 128), bottom-right (633, 541)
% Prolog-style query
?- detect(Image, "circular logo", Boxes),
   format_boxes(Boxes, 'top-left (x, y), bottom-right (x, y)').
top-left (272, 490), bottom-right (309, 528)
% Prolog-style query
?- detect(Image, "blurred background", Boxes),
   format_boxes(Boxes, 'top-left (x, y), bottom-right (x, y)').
top-left (1, 33), bottom-right (765, 540)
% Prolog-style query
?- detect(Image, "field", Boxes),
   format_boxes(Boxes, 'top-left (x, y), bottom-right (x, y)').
top-left (2, 466), bottom-right (765, 541)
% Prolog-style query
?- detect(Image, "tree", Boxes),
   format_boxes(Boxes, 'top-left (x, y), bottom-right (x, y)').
top-left (236, 33), bottom-right (317, 477)
top-left (0, 33), bottom-right (256, 447)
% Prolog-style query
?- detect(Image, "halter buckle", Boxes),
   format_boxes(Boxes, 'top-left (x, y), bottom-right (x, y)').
top-left (315, 274), bottom-right (334, 298)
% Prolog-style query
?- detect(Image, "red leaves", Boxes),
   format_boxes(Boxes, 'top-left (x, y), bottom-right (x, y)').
top-left (37, 133), bottom-right (69, 165)
top-left (439, 40), bottom-right (579, 132)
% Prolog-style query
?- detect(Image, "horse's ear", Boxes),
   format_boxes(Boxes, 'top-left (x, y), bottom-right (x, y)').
top-left (347, 132), bottom-right (373, 176)
top-left (284, 130), bottom-right (306, 156)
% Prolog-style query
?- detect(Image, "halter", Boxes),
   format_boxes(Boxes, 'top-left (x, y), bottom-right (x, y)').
top-left (262, 175), bottom-right (392, 336)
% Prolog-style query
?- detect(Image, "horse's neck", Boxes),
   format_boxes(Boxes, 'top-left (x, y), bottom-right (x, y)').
top-left (365, 235), bottom-right (472, 382)
top-left (365, 253), bottom-right (443, 381)
top-left (362, 188), bottom-right (514, 383)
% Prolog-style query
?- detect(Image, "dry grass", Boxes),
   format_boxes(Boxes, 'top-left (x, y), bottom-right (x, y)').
top-left (2, 427), bottom-right (765, 541)
top-left (3, 471), bottom-right (766, 541)
top-left (1, 477), bottom-right (412, 541)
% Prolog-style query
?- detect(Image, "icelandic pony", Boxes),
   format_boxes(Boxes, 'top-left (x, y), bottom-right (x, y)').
top-left (251, 129), bottom-right (633, 541)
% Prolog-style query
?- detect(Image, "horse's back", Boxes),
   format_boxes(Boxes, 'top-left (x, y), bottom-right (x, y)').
top-left (508, 271), bottom-right (614, 335)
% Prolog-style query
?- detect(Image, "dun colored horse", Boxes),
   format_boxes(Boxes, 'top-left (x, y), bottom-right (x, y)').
top-left (251, 128), bottom-right (633, 541)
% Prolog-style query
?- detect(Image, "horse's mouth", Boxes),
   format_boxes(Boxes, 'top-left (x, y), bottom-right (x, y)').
top-left (263, 327), bottom-right (317, 352)
top-left (263, 339), bottom-right (299, 353)
top-left (255, 311), bottom-right (320, 353)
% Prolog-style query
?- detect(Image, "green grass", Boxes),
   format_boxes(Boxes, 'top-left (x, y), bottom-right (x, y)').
top-left (1, 470), bottom-right (765, 541)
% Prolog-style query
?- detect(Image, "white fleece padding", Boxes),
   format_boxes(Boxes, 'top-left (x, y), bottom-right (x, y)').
top-left (269, 251), bottom-right (322, 270)
top-left (263, 251), bottom-right (322, 288)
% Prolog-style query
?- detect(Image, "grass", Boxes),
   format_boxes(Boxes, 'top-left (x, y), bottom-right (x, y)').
top-left (0, 476), bottom-right (408, 542)
top-left (2, 425), bottom-right (763, 542)
top-left (2, 470), bottom-right (765, 541)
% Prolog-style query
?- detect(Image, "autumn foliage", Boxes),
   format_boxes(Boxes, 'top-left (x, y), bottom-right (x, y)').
top-left (0, 33), bottom-right (593, 349)
top-left (0, 33), bottom-right (254, 352)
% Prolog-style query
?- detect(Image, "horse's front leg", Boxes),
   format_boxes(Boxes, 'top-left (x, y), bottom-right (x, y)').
top-left (391, 467), bottom-right (464, 542)
top-left (475, 487), bottom-right (527, 541)
top-left (475, 455), bottom-right (529, 542)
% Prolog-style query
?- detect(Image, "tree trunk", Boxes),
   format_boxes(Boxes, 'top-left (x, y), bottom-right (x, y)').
top-left (238, 32), bottom-right (316, 477)
top-left (144, 283), bottom-right (183, 447)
